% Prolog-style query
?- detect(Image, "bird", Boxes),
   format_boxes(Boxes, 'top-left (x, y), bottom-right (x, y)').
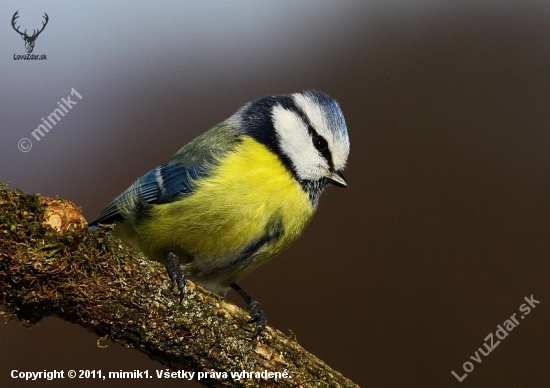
top-left (89, 90), bottom-right (350, 338)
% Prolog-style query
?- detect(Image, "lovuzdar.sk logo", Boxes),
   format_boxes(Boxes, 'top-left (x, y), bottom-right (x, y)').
top-left (12, 10), bottom-right (48, 60)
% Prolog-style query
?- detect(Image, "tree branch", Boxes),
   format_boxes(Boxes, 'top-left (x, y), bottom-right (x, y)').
top-left (0, 184), bottom-right (358, 387)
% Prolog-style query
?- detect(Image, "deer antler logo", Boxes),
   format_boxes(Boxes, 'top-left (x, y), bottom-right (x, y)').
top-left (11, 11), bottom-right (49, 54)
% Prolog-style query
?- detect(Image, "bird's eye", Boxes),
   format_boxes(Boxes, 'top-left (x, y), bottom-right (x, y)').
top-left (313, 135), bottom-right (328, 152)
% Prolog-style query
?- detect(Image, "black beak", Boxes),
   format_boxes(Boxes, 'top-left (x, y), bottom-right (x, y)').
top-left (328, 170), bottom-right (348, 188)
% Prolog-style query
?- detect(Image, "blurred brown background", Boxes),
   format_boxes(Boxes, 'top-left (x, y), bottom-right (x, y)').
top-left (1, 1), bottom-right (550, 387)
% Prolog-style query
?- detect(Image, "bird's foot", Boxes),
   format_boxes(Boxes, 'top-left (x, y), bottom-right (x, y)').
top-left (166, 252), bottom-right (186, 304)
top-left (231, 283), bottom-right (267, 339)
top-left (247, 299), bottom-right (267, 339)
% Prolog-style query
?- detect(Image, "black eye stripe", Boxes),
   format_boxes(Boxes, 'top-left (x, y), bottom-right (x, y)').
top-left (275, 98), bottom-right (335, 170)
top-left (306, 126), bottom-right (333, 170)
top-left (312, 135), bottom-right (333, 168)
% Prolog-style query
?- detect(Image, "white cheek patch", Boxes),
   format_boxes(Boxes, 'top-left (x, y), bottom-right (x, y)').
top-left (271, 105), bottom-right (326, 181)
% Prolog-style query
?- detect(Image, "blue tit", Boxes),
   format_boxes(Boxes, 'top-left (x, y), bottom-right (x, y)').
top-left (89, 90), bottom-right (350, 337)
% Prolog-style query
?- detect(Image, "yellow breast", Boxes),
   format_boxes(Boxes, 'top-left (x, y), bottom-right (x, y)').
top-left (126, 136), bottom-right (315, 273)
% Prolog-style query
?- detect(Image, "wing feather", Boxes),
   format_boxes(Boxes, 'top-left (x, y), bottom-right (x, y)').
top-left (89, 122), bottom-right (242, 227)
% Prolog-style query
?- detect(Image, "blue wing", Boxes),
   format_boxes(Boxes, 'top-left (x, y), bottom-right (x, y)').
top-left (89, 162), bottom-right (208, 226)
top-left (89, 122), bottom-right (242, 227)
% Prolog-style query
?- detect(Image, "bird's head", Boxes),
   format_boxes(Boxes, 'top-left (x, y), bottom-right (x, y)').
top-left (233, 90), bottom-right (350, 205)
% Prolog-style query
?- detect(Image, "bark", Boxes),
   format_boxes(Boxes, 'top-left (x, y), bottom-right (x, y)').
top-left (0, 184), bottom-right (358, 388)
